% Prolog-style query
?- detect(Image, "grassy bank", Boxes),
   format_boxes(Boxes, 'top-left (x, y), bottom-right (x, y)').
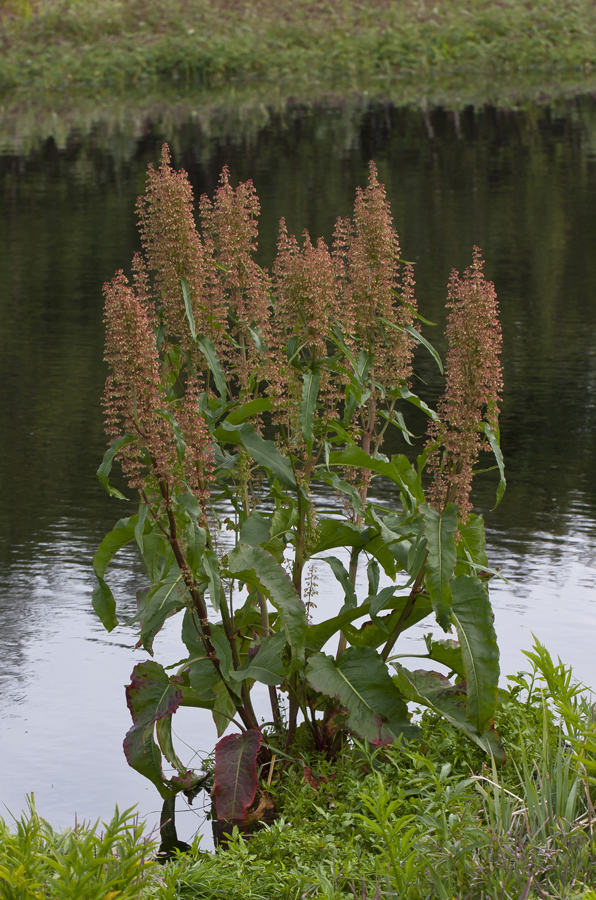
top-left (1, 0), bottom-right (596, 106)
top-left (2, 646), bottom-right (596, 899)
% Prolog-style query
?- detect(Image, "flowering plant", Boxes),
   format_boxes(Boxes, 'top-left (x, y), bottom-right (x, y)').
top-left (94, 146), bottom-right (504, 848)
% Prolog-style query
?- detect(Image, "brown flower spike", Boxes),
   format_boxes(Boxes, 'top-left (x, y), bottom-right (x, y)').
top-left (425, 248), bottom-right (503, 521)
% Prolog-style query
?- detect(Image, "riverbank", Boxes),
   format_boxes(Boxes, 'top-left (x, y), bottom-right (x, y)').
top-left (1, 0), bottom-right (596, 109)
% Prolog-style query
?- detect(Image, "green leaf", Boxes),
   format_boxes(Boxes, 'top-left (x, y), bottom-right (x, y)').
top-left (176, 489), bottom-right (203, 521)
top-left (323, 556), bottom-right (357, 610)
top-left (343, 595), bottom-right (432, 648)
top-left (138, 572), bottom-right (189, 654)
top-left (420, 502), bottom-right (458, 631)
top-left (216, 423), bottom-right (296, 489)
top-left (186, 520), bottom-right (207, 575)
top-left (93, 515), bottom-right (138, 580)
top-left (377, 409), bottom-right (416, 445)
top-left (377, 319), bottom-right (443, 373)
top-left (328, 446), bottom-right (403, 485)
top-left (196, 334), bottom-right (227, 399)
top-left (458, 513), bottom-right (488, 569)
top-left (212, 681), bottom-right (238, 736)
top-left (92, 515), bottom-right (139, 631)
top-left (369, 586), bottom-right (400, 619)
top-left (141, 532), bottom-right (173, 583)
top-left (97, 435), bottom-right (136, 500)
top-left (300, 367), bottom-right (321, 453)
top-left (305, 604), bottom-right (373, 653)
top-left (228, 631), bottom-right (287, 686)
top-left (208, 622), bottom-right (235, 684)
top-left (484, 422), bottom-right (506, 509)
top-left (135, 503), bottom-right (149, 554)
top-left (156, 714), bottom-right (188, 776)
top-left (423, 635), bottom-right (466, 677)
top-left (306, 648), bottom-right (420, 744)
top-left (450, 575), bottom-right (500, 733)
top-left (310, 518), bottom-right (371, 554)
top-left (203, 549), bottom-right (223, 613)
top-left (92, 577), bottom-right (118, 632)
top-left (398, 385), bottom-right (439, 421)
top-left (392, 665), bottom-right (504, 761)
top-left (367, 558), bottom-right (380, 598)
top-left (317, 470), bottom-right (364, 515)
top-left (181, 276), bottom-right (196, 340)
top-left (240, 510), bottom-right (271, 547)
top-left (227, 544), bottom-right (307, 664)
top-left (268, 505), bottom-right (298, 541)
top-left (225, 397), bottom-right (272, 425)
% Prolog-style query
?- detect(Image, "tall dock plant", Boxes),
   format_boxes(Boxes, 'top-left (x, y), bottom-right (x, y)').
top-left (93, 146), bottom-right (504, 846)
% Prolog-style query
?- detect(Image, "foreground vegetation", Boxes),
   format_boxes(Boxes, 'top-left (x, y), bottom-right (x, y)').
top-left (2, 644), bottom-right (596, 899)
top-left (1, 0), bottom-right (596, 107)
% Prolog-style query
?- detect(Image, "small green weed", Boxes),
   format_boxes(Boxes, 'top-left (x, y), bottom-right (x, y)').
top-left (0, 798), bottom-right (159, 900)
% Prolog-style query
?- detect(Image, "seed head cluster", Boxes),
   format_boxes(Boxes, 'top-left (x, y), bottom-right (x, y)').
top-left (425, 248), bottom-right (503, 520)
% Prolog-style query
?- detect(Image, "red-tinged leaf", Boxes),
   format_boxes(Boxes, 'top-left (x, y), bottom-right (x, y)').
top-left (123, 661), bottom-right (183, 798)
top-left (213, 729), bottom-right (262, 821)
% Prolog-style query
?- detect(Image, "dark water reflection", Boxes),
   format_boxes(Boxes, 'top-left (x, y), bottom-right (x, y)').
top-left (2, 97), bottom-right (596, 837)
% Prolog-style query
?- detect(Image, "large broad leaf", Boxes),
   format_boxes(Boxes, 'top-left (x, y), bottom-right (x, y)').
top-left (240, 510), bottom-right (271, 546)
top-left (227, 544), bottom-right (307, 664)
top-left (420, 502), bottom-right (458, 631)
top-left (228, 631), bottom-right (287, 686)
top-left (213, 729), bottom-right (262, 820)
top-left (450, 575), bottom-right (500, 733)
top-left (392, 666), bottom-right (504, 762)
top-left (123, 661), bottom-right (184, 799)
top-left (299, 367), bottom-right (321, 453)
top-left (92, 515), bottom-right (139, 631)
top-left (306, 647), bottom-right (420, 744)
top-left (215, 422), bottom-right (296, 489)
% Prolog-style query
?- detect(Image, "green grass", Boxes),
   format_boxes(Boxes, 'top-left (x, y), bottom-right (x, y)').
top-left (1, 0), bottom-right (596, 107)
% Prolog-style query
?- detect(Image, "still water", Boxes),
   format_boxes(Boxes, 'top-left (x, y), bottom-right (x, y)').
top-left (2, 98), bottom-right (596, 842)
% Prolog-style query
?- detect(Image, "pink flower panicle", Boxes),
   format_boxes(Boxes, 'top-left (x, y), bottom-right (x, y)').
top-left (199, 167), bottom-right (271, 395)
top-left (269, 221), bottom-right (340, 431)
top-left (136, 145), bottom-right (226, 365)
top-left (333, 162), bottom-right (418, 397)
top-left (103, 269), bottom-right (214, 513)
top-left (103, 270), bottom-right (174, 492)
top-left (425, 248), bottom-right (503, 521)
